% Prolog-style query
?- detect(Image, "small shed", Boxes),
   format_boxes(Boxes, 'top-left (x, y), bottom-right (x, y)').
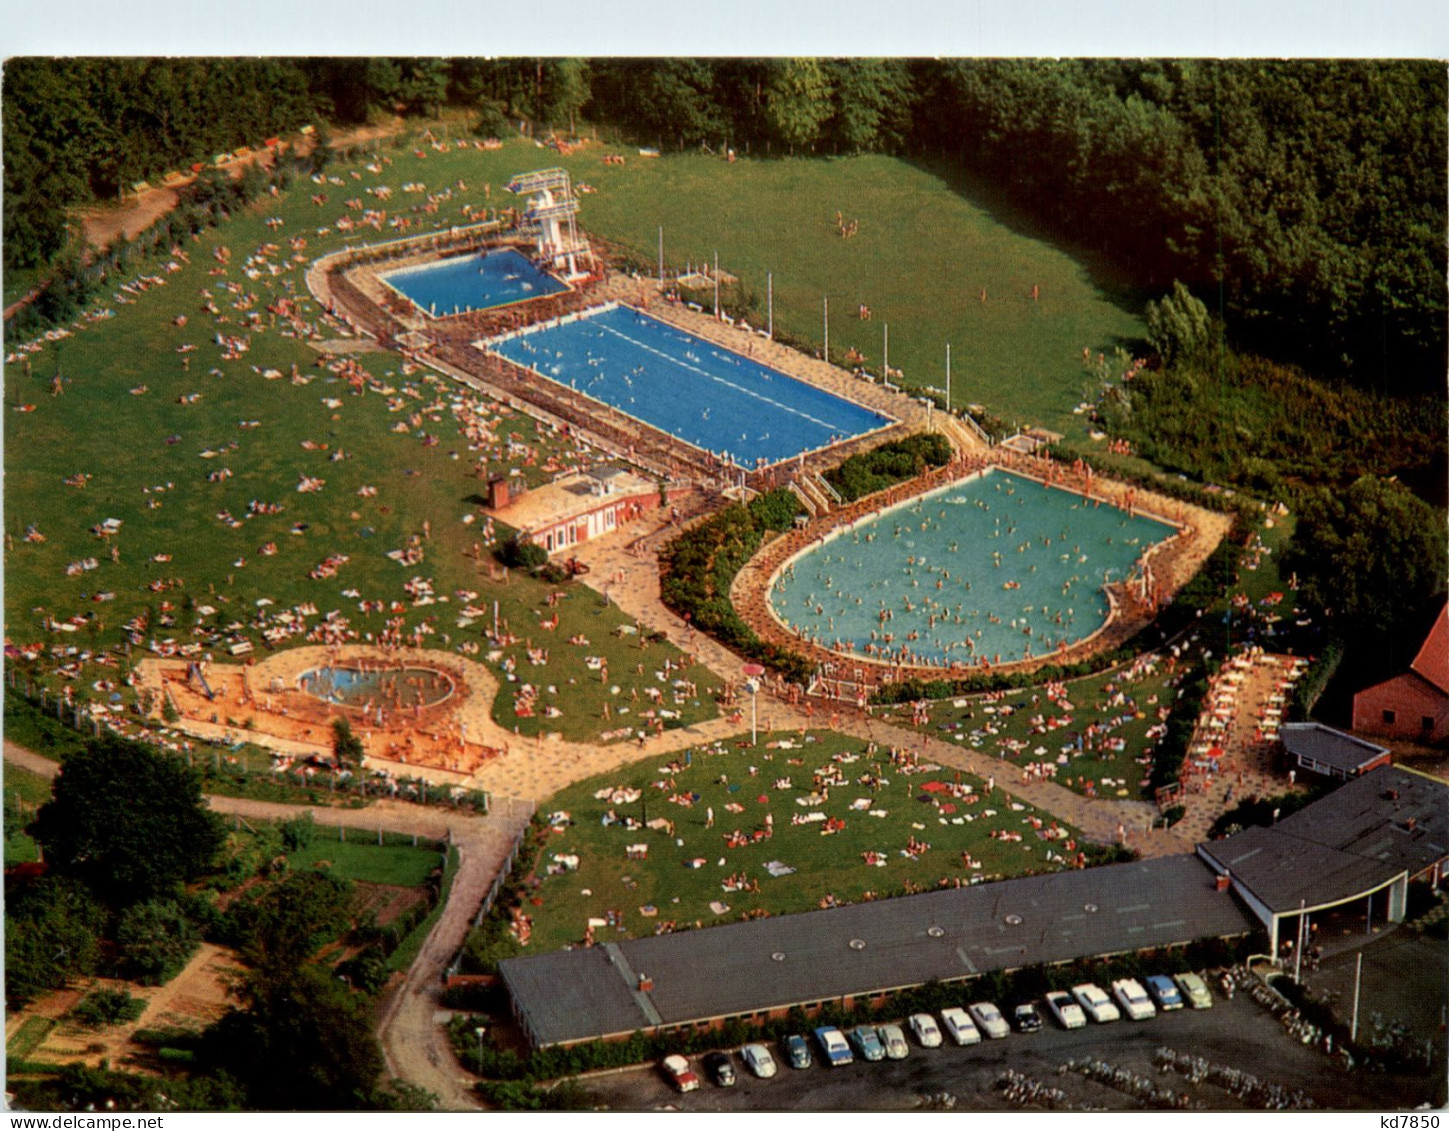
top-left (1280, 723), bottom-right (1391, 781)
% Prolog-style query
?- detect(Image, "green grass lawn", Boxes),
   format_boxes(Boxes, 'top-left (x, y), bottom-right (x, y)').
top-left (5, 131), bottom-right (1145, 743)
top-left (4, 763), bottom-right (53, 866)
top-left (883, 657), bottom-right (1187, 803)
top-left (518, 728), bottom-right (1098, 953)
top-left (286, 834), bottom-right (443, 887)
top-left (6, 1016), bottom-right (57, 1060)
top-left (4, 135), bottom-right (720, 742)
top-left (582, 151), bottom-right (1144, 434)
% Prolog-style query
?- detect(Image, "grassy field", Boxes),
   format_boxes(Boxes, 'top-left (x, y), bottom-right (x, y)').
top-left (882, 657), bottom-right (1185, 803)
top-left (5, 131), bottom-right (1144, 747)
top-left (516, 728), bottom-right (1100, 953)
top-left (4, 763), bottom-right (53, 866)
top-left (286, 835), bottom-right (443, 887)
top-left (581, 151), bottom-right (1145, 433)
top-left (3, 136), bottom-right (721, 741)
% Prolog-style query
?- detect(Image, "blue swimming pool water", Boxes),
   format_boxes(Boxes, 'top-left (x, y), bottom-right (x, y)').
top-left (489, 305), bottom-right (892, 467)
top-left (770, 469), bottom-right (1177, 666)
top-left (300, 665), bottom-right (455, 709)
top-left (381, 248), bottom-right (567, 315)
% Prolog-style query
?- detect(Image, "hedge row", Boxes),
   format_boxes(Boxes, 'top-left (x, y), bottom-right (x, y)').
top-left (658, 489), bottom-right (815, 686)
top-left (1288, 639), bottom-right (1343, 722)
top-left (1046, 440), bottom-right (1263, 530)
top-left (823, 432), bottom-right (953, 503)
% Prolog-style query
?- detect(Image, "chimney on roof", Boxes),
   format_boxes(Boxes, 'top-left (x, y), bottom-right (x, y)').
top-left (638, 974), bottom-right (653, 992)
top-left (1404, 817), bottom-right (1417, 832)
top-left (488, 475), bottom-right (510, 510)
top-left (1215, 872), bottom-right (1231, 893)
top-left (1386, 789), bottom-right (1400, 801)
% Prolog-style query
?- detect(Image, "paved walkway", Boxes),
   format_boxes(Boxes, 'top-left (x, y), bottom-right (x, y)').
top-left (1168, 652), bottom-right (1308, 843)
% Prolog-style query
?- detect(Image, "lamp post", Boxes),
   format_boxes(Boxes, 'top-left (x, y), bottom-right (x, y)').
top-left (474, 1026), bottom-right (486, 1070)
top-left (747, 678), bottom-right (760, 746)
top-left (742, 663), bottom-right (765, 747)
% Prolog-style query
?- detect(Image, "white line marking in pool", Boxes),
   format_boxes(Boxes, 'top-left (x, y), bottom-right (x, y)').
top-left (574, 315), bottom-right (872, 434)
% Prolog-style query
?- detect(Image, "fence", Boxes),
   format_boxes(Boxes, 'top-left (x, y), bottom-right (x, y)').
top-left (475, 799), bottom-right (536, 927)
top-left (445, 801), bottom-right (537, 979)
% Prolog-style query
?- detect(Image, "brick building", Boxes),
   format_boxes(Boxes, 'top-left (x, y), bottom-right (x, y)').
top-left (489, 466), bottom-right (669, 556)
top-left (1352, 604), bottom-right (1449, 744)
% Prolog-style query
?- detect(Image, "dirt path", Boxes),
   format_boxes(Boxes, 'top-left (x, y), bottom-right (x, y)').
top-left (5, 738), bottom-right (513, 1111)
top-left (8, 118), bottom-right (410, 324)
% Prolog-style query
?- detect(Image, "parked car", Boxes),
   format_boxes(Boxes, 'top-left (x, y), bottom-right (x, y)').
top-left (1145, 974), bottom-right (1185, 1011)
top-left (1044, 990), bottom-right (1087, 1030)
top-left (1174, 972), bottom-right (1214, 1010)
top-left (783, 1034), bottom-right (813, 1069)
top-left (703, 1051), bottom-right (736, 1086)
top-left (968, 1001), bottom-right (1011, 1039)
top-left (908, 1012), bottom-right (944, 1048)
top-left (878, 1023), bottom-right (909, 1060)
top-left (1111, 978), bottom-right (1156, 1021)
top-left (813, 1025), bottom-right (854, 1067)
top-left (937, 1007), bottom-right (980, 1046)
top-left (740, 1043), bottom-right (777, 1078)
top-left (1071, 983), bottom-right (1122, 1023)
top-left (662, 1054), bottom-right (700, 1093)
top-left (1012, 1003), bottom-right (1044, 1033)
top-left (850, 1025), bottom-right (886, 1062)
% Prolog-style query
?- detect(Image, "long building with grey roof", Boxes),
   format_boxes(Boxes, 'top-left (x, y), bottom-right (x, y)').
top-left (498, 854), bottom-right (1253, 1048)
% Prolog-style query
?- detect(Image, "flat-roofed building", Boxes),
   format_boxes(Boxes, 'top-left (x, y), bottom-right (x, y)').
top-left (1198, 765), bottom-right (1449, 952)
top-left (490, 465), bottom-right (665, 556)
top-left (1280, 722), bottom-right (1391, 781)
top-left (499, 854), bottom-right (1253, 1049)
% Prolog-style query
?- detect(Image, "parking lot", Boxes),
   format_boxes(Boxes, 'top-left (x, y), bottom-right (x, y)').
top-left (576, 986), bottom-right (1446, 1112)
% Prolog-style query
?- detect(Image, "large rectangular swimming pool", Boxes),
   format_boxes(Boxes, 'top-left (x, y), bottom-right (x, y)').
top-left (486, 304), bottom-right (892, 467)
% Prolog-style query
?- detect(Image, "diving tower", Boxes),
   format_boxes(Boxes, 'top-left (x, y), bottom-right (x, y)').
top-left (506, 167), bottom-right (594, 281)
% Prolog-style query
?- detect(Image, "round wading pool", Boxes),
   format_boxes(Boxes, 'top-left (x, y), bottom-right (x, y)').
top-left (299, 665), bottom-right (455, 711)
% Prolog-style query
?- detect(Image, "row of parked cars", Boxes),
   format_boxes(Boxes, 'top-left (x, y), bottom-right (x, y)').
top-left (1043, 972), bottom-right (1214, 1028)
top-left (661, 971), bottom-right (1215, 1091)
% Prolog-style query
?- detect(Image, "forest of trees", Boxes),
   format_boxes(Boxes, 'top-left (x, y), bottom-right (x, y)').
top-left (4, 57), bottom-right (1444, 394)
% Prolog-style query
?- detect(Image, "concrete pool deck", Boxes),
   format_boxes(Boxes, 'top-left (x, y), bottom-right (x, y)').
top-left (320, 236), bottom-right (980, 493)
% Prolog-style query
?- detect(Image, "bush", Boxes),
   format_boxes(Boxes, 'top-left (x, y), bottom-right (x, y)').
top-left (115, 898), bottom-right (201, 985)
top-left (824, 433), bottom-right (953, 503)
top-left (280, 811), bottom-right (316, 852)
top-left (658, 495), bottom-right (814, 685)
top-left (70, 988), bottom-right (146, 1028)
top-left (497, 533), bottom-right (548, 571)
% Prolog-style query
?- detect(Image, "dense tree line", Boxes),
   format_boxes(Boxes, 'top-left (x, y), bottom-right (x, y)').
top-left (7, 57), bottom-right (1440, 393)
top-left (3, 58), bottom-right (315, 267)
top-left (5, 735), bottom-right (428, 1110)
top-left (914, 59), bottom-right (1446, 392)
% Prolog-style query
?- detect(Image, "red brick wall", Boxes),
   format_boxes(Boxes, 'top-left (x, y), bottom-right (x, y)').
top-left (1353, 673), bottom-right (1449, 742)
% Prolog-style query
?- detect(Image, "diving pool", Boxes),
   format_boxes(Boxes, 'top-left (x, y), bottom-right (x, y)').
top-left (769, 469), bottom-right (1179, 667)
top-left (486, 304), bottom-right (892, 467)
top-left (380, 248), bottom-right (567, 316)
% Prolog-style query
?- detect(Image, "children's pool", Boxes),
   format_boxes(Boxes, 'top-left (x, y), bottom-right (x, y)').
top-left (769, 469), bottom-right (1178, 667)
top-left (487, 304), bottom-right (892, 467)
top-left (299, 665), bottom-right (455, 710)
top-left (380, 248), bottom-right (567, 316)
